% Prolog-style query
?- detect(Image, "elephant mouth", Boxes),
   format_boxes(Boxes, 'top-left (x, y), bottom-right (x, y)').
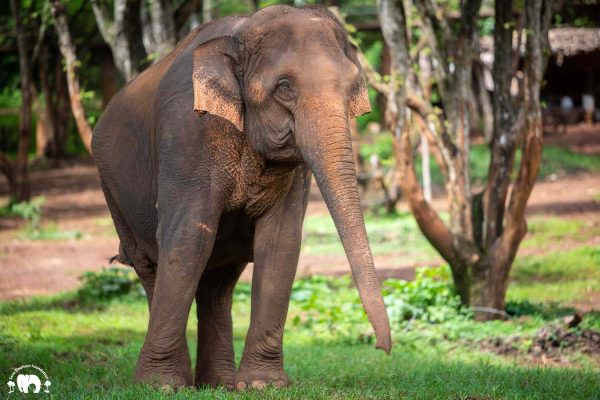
top-left (263, 129), bottom-right (302, 162)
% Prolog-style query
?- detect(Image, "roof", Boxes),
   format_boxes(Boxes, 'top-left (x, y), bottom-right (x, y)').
top-left (549, 28), bottom-right (600, 56)
top-left (480, 28), bottom-right (600, 58)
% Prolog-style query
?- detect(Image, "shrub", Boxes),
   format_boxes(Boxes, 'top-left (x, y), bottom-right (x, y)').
top-left (285, 266), bottom-right (469, 343)
top-left (77, 267), bottom-right (145, 302)
top-left (2, 196), bottom-right (45, 231)
top-left (383, 266), bottom-right (469, 326)
top-left (2, 196), bottom-right (82, 240)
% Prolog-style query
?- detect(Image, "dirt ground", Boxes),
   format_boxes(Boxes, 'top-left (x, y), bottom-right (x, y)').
top-left (1, 125), bottom-right (599, 301)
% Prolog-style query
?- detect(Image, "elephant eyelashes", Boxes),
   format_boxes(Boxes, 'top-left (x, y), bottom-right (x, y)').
top-left (274, 80), bottom-right (296, 103)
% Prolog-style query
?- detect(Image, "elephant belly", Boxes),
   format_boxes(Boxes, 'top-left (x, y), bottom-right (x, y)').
top-left (206, 210), bottom-right (255, 269)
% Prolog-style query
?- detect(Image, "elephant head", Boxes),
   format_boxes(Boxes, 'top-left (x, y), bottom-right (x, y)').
top-left (16, 374), bottom-right (41, 393)
top-left (193, 5), bottom-right (391, 353)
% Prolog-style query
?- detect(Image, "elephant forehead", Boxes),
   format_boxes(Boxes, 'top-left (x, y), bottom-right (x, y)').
top-left (240, 7), bottom-right (342, 54)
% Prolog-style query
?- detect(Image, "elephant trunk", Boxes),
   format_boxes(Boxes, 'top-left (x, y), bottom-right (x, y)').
top-left (296, 107), bottom-right (392, 354)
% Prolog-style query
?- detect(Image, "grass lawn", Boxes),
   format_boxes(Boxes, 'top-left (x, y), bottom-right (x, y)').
top-left (2, 247), bottom-right (599, 399)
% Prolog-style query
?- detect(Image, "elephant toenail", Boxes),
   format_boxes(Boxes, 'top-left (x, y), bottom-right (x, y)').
top-left (236, 382), bottom-right (247, 390)
top-left (251, 380), bottom-right (267, 389)
top-left (274, 379), bottom-right (286, 388)
top-left (161, 384), bottom-right (174, 393)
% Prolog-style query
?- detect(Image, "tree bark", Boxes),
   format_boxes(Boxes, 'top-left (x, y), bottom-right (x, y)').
top-left (377, 0), bottom-right (409, 139)
top-left (50, 0), bottom-right (93, 154)
top-left (10, 0), bottom-right (33, 202)
top-left (91, 0), bottom-right (148, 81)
top-left (52, 59), bottom-right (71, 160)
top-left (101, 49), bottom-right (118, 109)
top-left (202, 0), bottom-right (212, 23)
top-left (483, 0), bottom-right (517, 249)
top-left (142, 0), bottom-right (176, 61)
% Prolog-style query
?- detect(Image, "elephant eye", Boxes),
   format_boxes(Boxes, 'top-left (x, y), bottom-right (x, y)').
top-left (275, 80), bottom-right (295, 102)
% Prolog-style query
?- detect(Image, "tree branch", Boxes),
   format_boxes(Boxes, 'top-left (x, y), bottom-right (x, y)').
top-left (377, 0), bottom-right (410, 137)
top-left (90, 0), bottom-right (115, 44)
top-left (50, 0), bottom-right (93, 154)
top-left (483, 0), bottom-right (517, 248)
top-left (501, 0), bottom-right (552, 254)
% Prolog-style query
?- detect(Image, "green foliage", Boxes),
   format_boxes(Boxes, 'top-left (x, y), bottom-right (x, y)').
top-left (77, 267), bottom-right (145, 303)
top-left (383, 266), bottom-right (469, 325)
top-left (2, 196), bottom-right (83, 240)
top-left (478, 16), bottom-right (495, 36)
top-left (2, 196), bottom-right (45, 230)
top-left (359, 134), bottom-right (394, 163)
top-left (283, 266), bottom-right (468, 344)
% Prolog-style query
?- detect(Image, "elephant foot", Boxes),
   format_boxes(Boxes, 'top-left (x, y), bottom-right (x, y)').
top-left (134, 366), bottom-right (192, 390)
top-left (134, 347), bottom-right (193, 390)
top-left (235, 368), bottom-right (289, 390)
top-left (195, 370), bottom-right (235, 391)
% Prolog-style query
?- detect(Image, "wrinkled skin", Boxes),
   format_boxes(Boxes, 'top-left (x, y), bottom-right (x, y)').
top-left (93, 5), bottom-right (391, 391)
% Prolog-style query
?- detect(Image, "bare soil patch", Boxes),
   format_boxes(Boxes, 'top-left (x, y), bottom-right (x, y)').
top-left (1, 155), bottom-right (599, 302)
top-left (481, 314), bottom-right (600, 368)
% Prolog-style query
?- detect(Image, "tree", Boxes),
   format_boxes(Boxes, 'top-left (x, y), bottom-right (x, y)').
top-left (50, 0), bottom-right (93, 154)
top-left (5, 0), bottom-right (34, 202)
top-left (142, 0), bottom-right (176, 60)
top-left (91, 0), bottom-right (148, 81)
top-left (356, 0), bottom-right (555, 318)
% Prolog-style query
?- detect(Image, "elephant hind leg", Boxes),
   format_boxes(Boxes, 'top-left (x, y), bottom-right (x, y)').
top-left (100, 181), bottom-right (157, 308)
top-left (195, 263), bottom-right (246, 389)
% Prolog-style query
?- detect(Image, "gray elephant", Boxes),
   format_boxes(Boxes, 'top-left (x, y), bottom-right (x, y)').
top-left (93, 5), bottom-right (391, 390)
top-left (16, 374), bottom-right (41, 393)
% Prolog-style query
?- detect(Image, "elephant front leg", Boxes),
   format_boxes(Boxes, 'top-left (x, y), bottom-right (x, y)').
top-left (134, 204), bottom-right (220, 389)
top-left (195, 264), bottom-right (246, 389)
top-left (236, 166), bottom-right (310, 390)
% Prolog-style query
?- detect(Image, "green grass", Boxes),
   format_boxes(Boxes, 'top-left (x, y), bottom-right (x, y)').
top-left (1, 290), bottom-right (599, 400)
top-left (302, 212), bottom-right (439, 261)
top-left (522, 217), bottom-right (585, 248)
top-left (508, 246), bottom-right (600, 303)
top-left (360, 138), bottom-right (600, 187)
top-left (17, 223), bottom-right (83, 241)
top-left (1, 257), bottom-right (599, 399)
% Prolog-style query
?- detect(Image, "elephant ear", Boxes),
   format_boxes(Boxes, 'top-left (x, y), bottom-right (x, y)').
top-left (193, 36), bottom-right (244, 132)
top-left (346, 43), bottom-right (372, 119)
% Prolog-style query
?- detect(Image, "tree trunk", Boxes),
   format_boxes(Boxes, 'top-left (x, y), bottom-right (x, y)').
top-left (36, 44), bottom-right (57, 158)
top-left (50, 0), bottom-right (93, 155)
top-left (474, 63), bottom-right (494, 143)
top-left (10, 0), bottom-right (33, 202)
top-left (142, 0), bottom-right (176, 61)
top-left (52, 59), bottom-right (71, 161)
top-left (202, 0), bottom-right (212, 23)
top-left (101, 49), bottom-right (118, 109)
top-left (91, 0), bottom-right (148, 82)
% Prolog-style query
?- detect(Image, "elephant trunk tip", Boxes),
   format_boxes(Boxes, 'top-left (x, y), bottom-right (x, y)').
top-left (375, 335), bottom-right (392, 355)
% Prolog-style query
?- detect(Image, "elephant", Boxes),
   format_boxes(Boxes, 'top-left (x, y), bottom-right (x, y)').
top-left (92, 5), bottom-right (391, 390)
top-left (16, 374), bottom-right (41, 393)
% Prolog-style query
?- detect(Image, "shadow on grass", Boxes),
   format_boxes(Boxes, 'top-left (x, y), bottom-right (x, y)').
top-left (505, 299), bottom-right (578, 319)
top-left (0, 293), bottom-right (145, 316)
